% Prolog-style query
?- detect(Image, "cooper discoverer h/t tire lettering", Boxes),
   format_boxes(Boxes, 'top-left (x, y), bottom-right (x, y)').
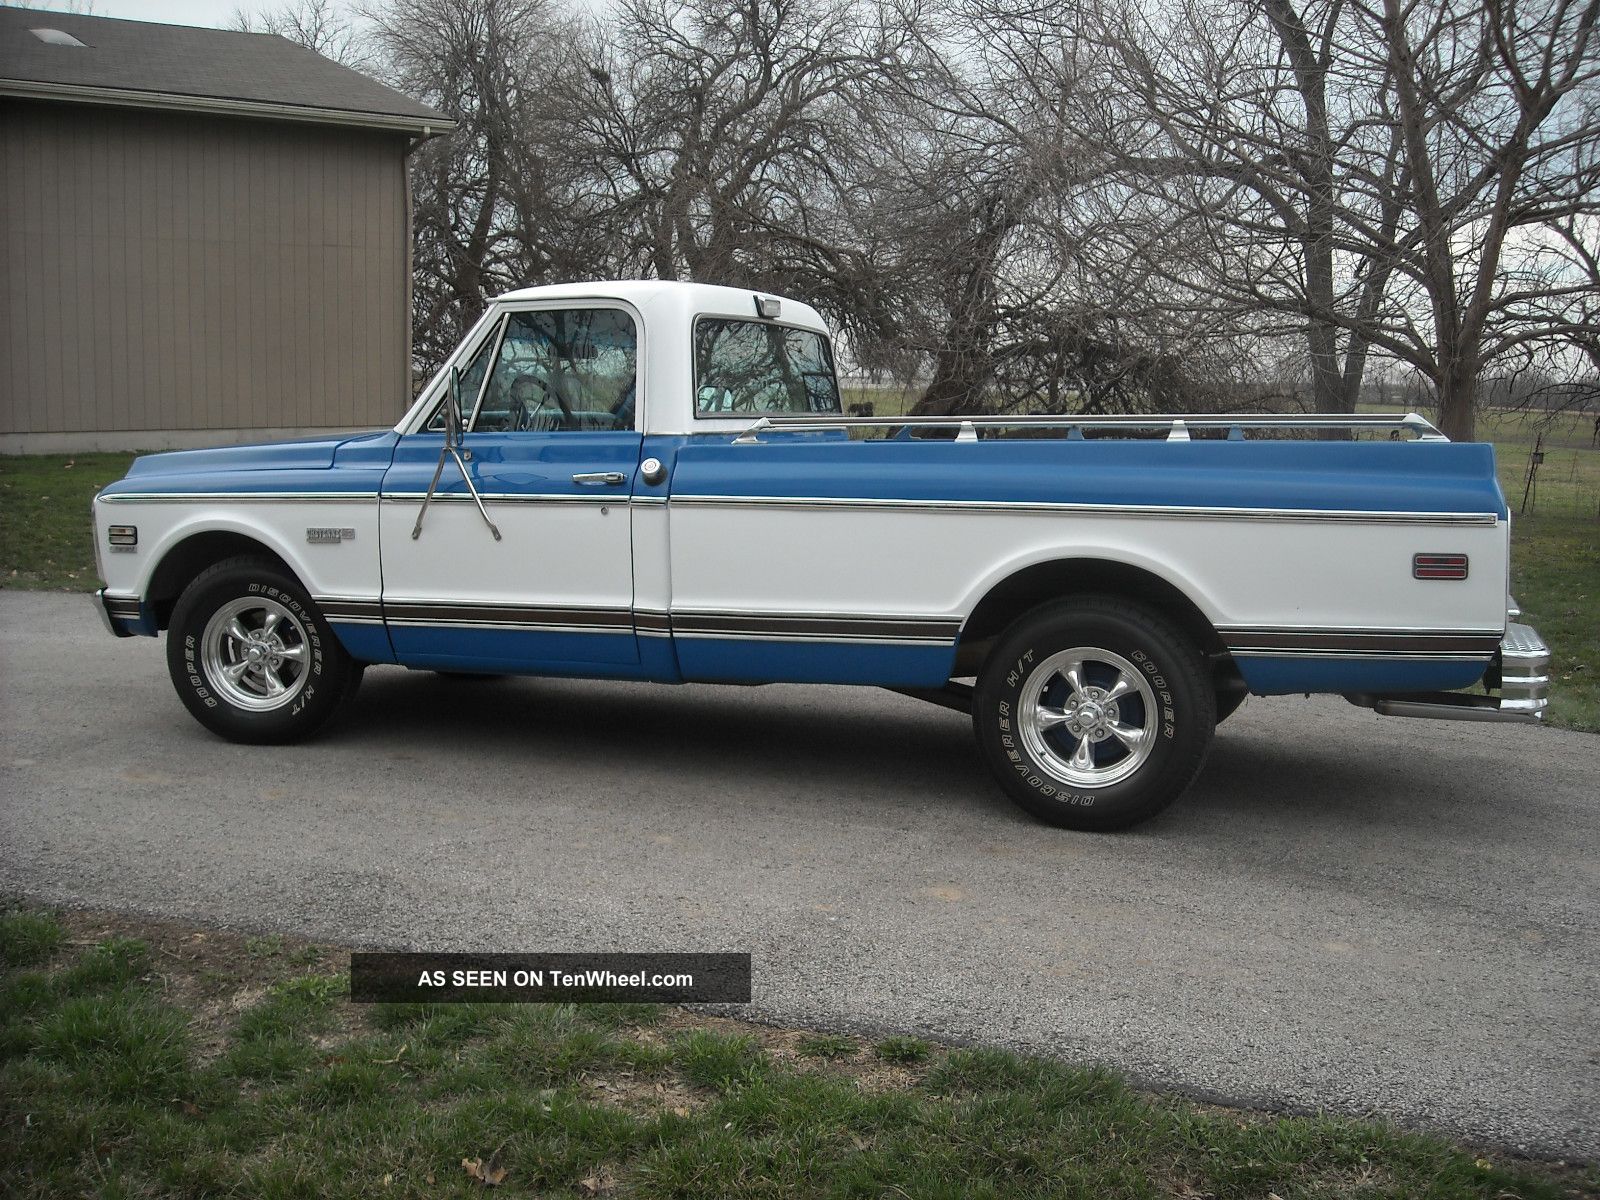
top-left (973, 596), bottom-right (1216, 831)
top-left (165, 556), bottom-right (362, 744)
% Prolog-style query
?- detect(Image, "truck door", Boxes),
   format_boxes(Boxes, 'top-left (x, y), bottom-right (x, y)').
top-left (379, 303), bottom-right (642, 671)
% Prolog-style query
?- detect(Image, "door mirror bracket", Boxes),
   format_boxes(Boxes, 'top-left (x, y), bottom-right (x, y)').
top-left (411, 366), bottom-right (503, 542)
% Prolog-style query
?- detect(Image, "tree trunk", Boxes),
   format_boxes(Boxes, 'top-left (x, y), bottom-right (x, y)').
top-left (911, 345), bottom-right (992, 417)
top-left (1436, 360), bottom-right (1478, 442)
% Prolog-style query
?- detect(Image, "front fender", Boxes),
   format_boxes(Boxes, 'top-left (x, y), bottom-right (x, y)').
top-left (94, 497), bottom-right (381, 614)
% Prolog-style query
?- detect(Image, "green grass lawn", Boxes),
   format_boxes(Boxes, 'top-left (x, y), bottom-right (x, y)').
top-left (2, 436), bottom-right (1594, 730)
top-left (0, 453), bottom-right (136, 590)
top-left (3, 905), bottom-right (1594, 1200)
top-left (1511, 515), bottom-right (1600, 731)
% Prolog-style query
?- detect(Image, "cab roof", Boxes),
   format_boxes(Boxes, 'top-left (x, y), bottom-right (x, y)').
top-left (492, 280), bottom-right (830, 333)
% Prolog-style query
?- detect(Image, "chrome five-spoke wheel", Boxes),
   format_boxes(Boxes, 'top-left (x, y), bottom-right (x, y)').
top-left (973, 597), bottom-right (1215, 830)
top-left (169, 556), bottom-right (360, 743)
top-left (1018, 647), bottom-right (1156, 787)
top-left (200, 596), bottom-right (310, 711)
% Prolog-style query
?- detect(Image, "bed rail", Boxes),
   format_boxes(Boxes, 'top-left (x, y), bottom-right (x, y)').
top-left (731, 411), bottom-right (1448, 444)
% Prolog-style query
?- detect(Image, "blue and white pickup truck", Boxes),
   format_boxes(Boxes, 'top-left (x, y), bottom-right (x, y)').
top-left (93, 281), bottom-right (1549, 830)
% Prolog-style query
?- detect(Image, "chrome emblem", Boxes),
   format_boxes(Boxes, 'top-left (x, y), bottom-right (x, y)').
top-left (306, 527), bottom-right (356, 544)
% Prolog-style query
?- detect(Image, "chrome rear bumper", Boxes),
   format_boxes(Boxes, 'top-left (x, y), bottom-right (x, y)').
top-left (1346, 621), bottom-right (1550, 724)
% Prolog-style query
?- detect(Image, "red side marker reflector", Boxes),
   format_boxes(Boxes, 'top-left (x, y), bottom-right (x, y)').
top-left (1414, 553), bottom-right (1468, 580)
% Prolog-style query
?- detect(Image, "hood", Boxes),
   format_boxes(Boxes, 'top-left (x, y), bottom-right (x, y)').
top-left (123, 431), bottom-right (392, 478)
top-left (98, 431), bottom-right (399, 499)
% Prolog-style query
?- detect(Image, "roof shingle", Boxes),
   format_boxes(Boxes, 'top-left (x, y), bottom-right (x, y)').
top-left (0, 5), bottom-right (451, 134)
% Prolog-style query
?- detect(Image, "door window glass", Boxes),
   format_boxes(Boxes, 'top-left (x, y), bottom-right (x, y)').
top-left (472, 308), bottom-right (638, 433)
top-left (426, 318), bottom-right (500, 431)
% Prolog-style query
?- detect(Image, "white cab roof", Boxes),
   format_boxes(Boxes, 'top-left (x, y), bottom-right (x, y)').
top-left (493, 280), bottom-right (830, 334)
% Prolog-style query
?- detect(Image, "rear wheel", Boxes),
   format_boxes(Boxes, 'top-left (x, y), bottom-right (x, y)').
top-left (973, 597), bottom-right (1215, 831)
top-left (166, 556), bottom-right (361, 744)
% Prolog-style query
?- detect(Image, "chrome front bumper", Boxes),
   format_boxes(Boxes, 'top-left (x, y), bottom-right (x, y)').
top-left (1348, 621), bottom-right (1550, 724)
top-left (95, 588), bottom-right (147, 638)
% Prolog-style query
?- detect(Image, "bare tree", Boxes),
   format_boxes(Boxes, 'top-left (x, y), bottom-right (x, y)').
top-left (364, 0), bottom-right (593, 371)
top-left (232, 0), bottom-right (370, 67)
top-left (1379, 0), bottom-right (1600, 438)
top-left (563, 0), bottom-right (917, 292)
top-left (828, 3), bottom-right (1259, 416)
top-left (998, 0), bottom-right (1600, 436)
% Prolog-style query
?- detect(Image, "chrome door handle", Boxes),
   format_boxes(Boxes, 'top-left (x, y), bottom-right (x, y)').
top-left (572, 472), bottom-right (627, 486)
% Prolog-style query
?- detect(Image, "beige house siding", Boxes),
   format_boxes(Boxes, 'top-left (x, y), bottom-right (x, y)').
top-left (1, 99), bottom-right (412, 450)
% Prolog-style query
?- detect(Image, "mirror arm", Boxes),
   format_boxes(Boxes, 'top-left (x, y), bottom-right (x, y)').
top-left (412, 366), bottom-right (502, 542)
top-left (450, 445), bottom-right (502, 541)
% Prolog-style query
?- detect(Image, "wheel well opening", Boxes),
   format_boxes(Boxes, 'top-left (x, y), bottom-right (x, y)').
top-left (958, 559), bottom-right (1228, 675)
top-left (146, 533), bottom-right (295, 629)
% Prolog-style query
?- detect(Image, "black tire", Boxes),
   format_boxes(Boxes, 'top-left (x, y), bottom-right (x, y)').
top-left (972, 597), bottom-right (1216, 831)
top-left (165, 555), bottom-right (361, 744)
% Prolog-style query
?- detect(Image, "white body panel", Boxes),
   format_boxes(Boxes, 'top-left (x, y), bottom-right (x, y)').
top-left (95, 496), bottom-right (380, 602)
top-left (378, 496), bottom-right (631, 611)
top-left (664, 503), bottom-right (1507, 635)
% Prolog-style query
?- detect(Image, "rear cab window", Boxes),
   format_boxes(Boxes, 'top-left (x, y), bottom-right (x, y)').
top-left (694, 319), bottom-right (842, 418)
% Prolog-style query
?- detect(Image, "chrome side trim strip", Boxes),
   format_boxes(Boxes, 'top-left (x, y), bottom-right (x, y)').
top-left (382, 601), bottom-right (633, 630)
top-left (1220, 628), bottom-right (1502, 656)
top-left (384, 620), bottom-right (632, 635)
top-left (669, 610), bottom-right (961, 643)
top-left (95, 490), bottom-right (1500, 525)
top-left (101, 492), bottom-right (378, 504)
top-left (667, 495), bottom-right (1499, 526)
top-left (1231, 649), bottom-right (1489, 661)
top-left (380, 492), bottom-right (617, 507)
top-left (671, 631), bottom-right (954, 646)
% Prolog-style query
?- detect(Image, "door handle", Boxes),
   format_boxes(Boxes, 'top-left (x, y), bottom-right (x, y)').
top-left (572, 472), bottom-right (627, 486)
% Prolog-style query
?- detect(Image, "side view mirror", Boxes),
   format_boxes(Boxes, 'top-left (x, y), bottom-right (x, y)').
top-left (445, 366), bottom-right (464, 444)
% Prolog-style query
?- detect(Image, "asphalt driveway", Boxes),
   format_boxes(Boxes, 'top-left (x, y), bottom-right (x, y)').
top-left (1, 590), bottom-right (1595, 1158)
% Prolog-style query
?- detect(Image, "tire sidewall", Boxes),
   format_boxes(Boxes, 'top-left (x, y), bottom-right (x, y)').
top-left (975, 601), bottom-right (1213, 829)
top-left (167, 562), bottom-right (349, 743)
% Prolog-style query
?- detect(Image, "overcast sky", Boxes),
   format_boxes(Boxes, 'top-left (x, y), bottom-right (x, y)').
top-left (26, 1), bottom-right (360, 29)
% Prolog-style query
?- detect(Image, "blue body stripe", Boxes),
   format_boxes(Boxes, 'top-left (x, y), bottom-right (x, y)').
top-left (104, 430), bottom-right (1506, 519)
top-left (386, 626), bottom-right (642, 671)
top-left (669, 437), bottom-right (1508, 518)
top-left (1236, 656), bottom-right (1490, 695)
top-left (326, 623), bottom-right (397, 664)
top-left (673, 637), bottom-right (957, 688)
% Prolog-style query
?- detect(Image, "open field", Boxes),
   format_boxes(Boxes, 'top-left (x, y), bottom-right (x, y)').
top-left (3, 426), bottom-right (1594, 729)
top-left (1477, 408), bottom-right (1600, 521)
top-left (3, 904), bottom-right (1594, 1199)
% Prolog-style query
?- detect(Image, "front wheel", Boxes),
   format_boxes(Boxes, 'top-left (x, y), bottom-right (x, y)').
top-left (973, 597), bottom-right (1216, 831)
top-left (166, 556), bottom-right (361, 744)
